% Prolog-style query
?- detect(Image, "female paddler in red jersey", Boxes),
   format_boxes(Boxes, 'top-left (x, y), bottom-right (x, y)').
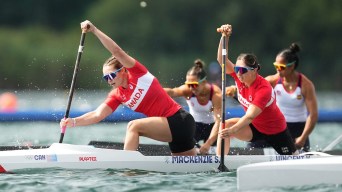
top-left (216, 24), bottom-right (298, 155)
top-left (60, 20), bottom-right (196, 156)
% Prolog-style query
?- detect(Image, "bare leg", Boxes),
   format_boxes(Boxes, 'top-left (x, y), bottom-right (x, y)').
top-left (216, 118), bottom-right (253, 155)
top-left (216, 119), bottom-right (239, 155)
top-left (123, 117), bottom-right (172, 151)
top-left (216, 136), bottom-right (230, 155)
top-left (124, 117), bottom-right (197, 156)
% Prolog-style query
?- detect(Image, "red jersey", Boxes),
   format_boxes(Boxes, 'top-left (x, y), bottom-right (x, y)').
top-left (231, 72), bottom-right (286, 134)
top-left (105, 61), bottom-right (181, 117)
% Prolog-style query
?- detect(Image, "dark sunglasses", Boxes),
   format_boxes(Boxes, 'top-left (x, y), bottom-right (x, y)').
top-left (185, 77), bottom-right (206, 89)
top-left (103, 67), bottom-right (123, 81)
top-left (234, 66), bottom-right (255, 75)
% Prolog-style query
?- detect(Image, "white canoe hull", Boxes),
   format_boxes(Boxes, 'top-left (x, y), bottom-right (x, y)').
top-left (237, 156), bottom-right (342, 190)
top-left (0, 143), bottom-right (331, 173)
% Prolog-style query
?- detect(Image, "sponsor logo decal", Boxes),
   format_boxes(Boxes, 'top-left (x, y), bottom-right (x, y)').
top-left (79, 156), bottom-right (97, 162)
top-left (165, 156), bottom-right (220, 164)
top-left (46, 154), bottom-right (58, 162)
top-left (31, 154), bottom-right (58, 162)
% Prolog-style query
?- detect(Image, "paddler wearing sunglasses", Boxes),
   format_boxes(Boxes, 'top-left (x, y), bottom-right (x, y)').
top-left (248, 43), bottom-right (318, 152)
top-left (164, 59), bottom-right (222, 155)
top-left (216, 24), bottom-right (298, 155)
top-left (60, 20), bottom-right (197, 156)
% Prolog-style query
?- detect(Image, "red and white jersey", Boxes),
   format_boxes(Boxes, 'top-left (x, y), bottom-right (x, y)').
top-left (105, 61), bottom-right (181, 117)
top-left (231, 73), bottom-right (286, 134)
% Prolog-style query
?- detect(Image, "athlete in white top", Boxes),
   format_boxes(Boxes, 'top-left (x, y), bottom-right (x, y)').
top-left (60, 20), bottom-right (197, 156)
top-left (274, 74), bottom-right (308, 123)
top-left (164, 59), bottom-right (222, 154)
top-left (264, 43), bottom-right (318, 151)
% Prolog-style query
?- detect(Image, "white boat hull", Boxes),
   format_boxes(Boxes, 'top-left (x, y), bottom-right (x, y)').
top-left (237, 156), bottom-right (342, 190)
top-left (0, 143), bottom-right (331, 173)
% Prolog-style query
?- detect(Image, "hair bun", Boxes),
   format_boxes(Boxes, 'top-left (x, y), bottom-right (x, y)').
top-left (289, 43), bottom-right (300, 53)
top-left (194, 59), bottom-right (205, 68)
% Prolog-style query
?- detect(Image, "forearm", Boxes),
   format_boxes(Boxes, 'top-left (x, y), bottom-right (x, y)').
top-left (204, 121), bottom-right (219, 146)
top-left (301, 114), bottom-right (318, 139)
top-left (217, 36), bottom-right (224, 64)
top-left (217, 36), bottom-right (234, 74)
top-left (230, 114), bottom-right (254, 133)
top-left (74, 111), bottom-right (105, 127)
top-left (92, 28), bottom-right (123, 57)
top-left (163, 88), bottom-right (174, 97)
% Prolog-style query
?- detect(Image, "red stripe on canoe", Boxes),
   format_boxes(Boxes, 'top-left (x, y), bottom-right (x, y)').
top-left (0, 165), bottom-right (7, 173)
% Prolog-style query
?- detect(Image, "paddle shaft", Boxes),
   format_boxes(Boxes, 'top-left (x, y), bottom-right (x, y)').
top-left (218, 35), bottom-right (230, 172)
top-left (59, 31), bottom-right (87, 143)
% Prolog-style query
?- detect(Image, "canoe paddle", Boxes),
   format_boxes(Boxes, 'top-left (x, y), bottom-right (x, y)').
top-left (59, 27), bottom-right (88, 143)
top-left (217, 28), bottom-right (230, 172)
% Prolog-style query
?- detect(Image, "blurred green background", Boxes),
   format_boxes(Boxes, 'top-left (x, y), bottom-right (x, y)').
top-left (1, 0), bottom-right (342, 91)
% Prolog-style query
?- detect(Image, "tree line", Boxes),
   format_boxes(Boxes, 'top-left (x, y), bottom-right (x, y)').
top-left (1, 0), bottom-right (341, 91)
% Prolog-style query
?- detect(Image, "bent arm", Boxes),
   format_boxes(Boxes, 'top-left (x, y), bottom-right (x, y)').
top-left (229, 104), bottom-right (262, 134)
top-left (81, 20), bottom-right (136, 68)
top-left (300, 77), bottom-right (318, 143)
top-left (265, 74), bottom-right (279, 88)
top-left (163, 85), bottom-right (190, 98)
top-left (203, 90), bottom-right (222, 147)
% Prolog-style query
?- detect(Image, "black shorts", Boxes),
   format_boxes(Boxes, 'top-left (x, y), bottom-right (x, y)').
top-left (288, 122), bottom-right (310, 151)
top-left (194, 122), bottom-right (217, 146)
top-left (167, 108), bottom-right (196, 153)
top-left (249, 124), bottom-right (297, 155)
top-left (248, 122), bottom-right (310, 152)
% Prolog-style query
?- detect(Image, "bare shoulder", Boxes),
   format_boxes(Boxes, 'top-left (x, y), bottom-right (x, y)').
top-left (265, 73), bottom-right (279, 87)
top-left (211, 84), bottom-right (223, 100)
top-left (212, 84), bottom-right (222, 94)
top-left (301, 73), bottom-right (315, 89)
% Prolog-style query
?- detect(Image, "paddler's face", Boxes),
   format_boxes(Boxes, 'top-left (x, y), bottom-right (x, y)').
top-left (185, 75), bottom-right (204, 95)
top-left (235, 59), bottom-right (255, 85)
top-left (102, 65), bottom-right (124, 88)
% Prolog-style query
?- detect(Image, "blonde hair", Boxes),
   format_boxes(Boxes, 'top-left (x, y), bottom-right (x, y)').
top-left (103, 56), bottom-right (123, 69)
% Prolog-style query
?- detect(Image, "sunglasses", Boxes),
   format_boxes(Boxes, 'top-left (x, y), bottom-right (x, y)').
top-left (103, 67), bottom-right (123, 81)
top-left (185, 77), bottom-right (206, 89)
top-left (273, 61), bottom-right (295, 71)
top-left (234, 66), bottom-right (255, 75)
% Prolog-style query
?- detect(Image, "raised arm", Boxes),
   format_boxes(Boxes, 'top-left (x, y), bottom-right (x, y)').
top-left (217, 24), bottom-right (235, 74)
top-left (80, 20), bottom-right (136, 68)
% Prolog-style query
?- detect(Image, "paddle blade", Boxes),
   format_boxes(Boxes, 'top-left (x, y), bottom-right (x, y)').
top-left (59, 133), bottom-right (65, 143)
top-left (218, 163), bottom-right (230, 172)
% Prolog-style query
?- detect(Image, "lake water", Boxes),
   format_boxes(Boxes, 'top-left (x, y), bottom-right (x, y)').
top-left (0, 90), bottom-right (342, 191)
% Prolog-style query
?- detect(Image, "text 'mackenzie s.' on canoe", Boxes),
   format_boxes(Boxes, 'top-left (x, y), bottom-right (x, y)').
top-left (0, 142), bottom-right (334, 174)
